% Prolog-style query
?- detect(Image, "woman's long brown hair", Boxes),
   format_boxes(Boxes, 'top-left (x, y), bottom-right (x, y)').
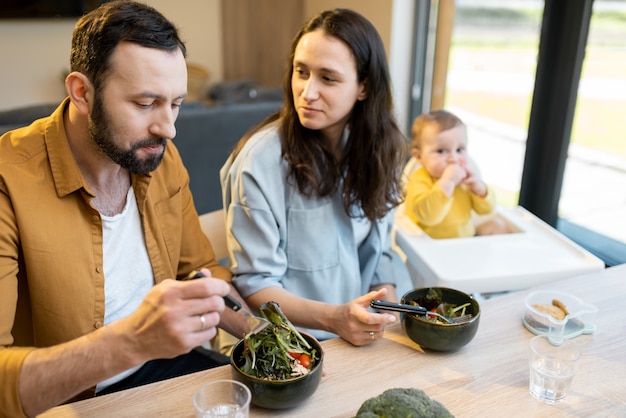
top-left (230, 8), bottom-right (407, 222)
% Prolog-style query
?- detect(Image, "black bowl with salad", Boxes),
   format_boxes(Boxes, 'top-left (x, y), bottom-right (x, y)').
top-left (230, 301), bottom-right (323, 409)
top-left (401, 287), bottom-right (480, 352)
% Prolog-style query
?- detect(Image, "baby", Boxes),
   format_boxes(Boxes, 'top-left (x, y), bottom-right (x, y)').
top-left (405, 109), bottom-right (509, 238)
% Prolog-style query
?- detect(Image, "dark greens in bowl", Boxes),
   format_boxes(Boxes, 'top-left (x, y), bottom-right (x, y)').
top-left (230, 302), bottom-right (323, 409)
top-left (401, 287), bottom-right (480, 351)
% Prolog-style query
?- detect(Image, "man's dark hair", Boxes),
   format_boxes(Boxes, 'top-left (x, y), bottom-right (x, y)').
top-left (70, 0), bottom-right (187, 92)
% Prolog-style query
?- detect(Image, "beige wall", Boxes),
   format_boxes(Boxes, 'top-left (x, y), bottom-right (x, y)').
top-left (303, 0), bottom-right (393, 59)
top-left (0, 0), bottom-right (222, 111)
top-left (302, 0), bottom-right (413, 131)
top-left (0, 0), bottom-right (412, 125)
top-left (0, 20), bottom-right (74, 110)
top-left (147, 0), bottom-right (222, 80)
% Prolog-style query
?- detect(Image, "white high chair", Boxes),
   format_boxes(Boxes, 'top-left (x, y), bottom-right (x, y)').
top-left (393, 160), bottom-right (604, 295)
top-left (199, 209), bottom-right (229, 263)
top-left (198, 209), bottom-right (240, 355)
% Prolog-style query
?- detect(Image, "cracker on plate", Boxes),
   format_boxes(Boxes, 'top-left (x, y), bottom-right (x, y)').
top-left (532, 299), bottom-right (568, 320)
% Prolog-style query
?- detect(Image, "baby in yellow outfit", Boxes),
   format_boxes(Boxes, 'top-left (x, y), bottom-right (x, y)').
top-left (405, 110), bottom-right (508, 238)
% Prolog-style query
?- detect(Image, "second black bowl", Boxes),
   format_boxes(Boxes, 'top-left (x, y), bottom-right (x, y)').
top-left (401, 287), bottom-right (480, 351)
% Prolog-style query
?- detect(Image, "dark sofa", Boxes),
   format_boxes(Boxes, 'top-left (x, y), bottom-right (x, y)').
top-left (0, 100), bottom-right (282, 214)
top-left (174, 100), bottom-right (281, 213)
top-left (0, 103), bottom-right (59, 133)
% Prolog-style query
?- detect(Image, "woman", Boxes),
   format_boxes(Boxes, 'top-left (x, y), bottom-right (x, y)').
top-left (220, 9), bottom-right (410, 345)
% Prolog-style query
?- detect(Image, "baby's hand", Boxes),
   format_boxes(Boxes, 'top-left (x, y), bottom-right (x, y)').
top-left (437, 164), bottom-right (467, 197)
top-left (462, 167), bottom-right (487, 197)
top-left (441, 163), bottom-right (467, 185)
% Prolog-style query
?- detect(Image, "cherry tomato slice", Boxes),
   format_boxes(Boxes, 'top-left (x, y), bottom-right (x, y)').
top-left (299, 354), bottom-right (311, 368)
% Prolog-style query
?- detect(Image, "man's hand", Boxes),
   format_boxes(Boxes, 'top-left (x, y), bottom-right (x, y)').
top-left (121, 269), bottom-right (231, 362)
top-left (18, 268), bottom-right (230, 417)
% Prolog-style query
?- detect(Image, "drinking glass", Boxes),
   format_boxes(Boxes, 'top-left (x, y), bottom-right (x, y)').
top-left (193, 380), bottom-right (251, 418)
top-left (529, 335), bottom-right (581, 404)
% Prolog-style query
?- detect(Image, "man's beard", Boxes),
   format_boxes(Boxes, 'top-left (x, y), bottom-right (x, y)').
top-left (88, 96), bottom-right (167, 174)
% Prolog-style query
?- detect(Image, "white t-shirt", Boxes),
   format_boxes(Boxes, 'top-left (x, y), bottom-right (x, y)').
top-left (96, 186), bottom-right (154, 392)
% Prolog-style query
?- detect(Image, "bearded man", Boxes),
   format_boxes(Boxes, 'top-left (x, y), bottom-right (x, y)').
top-left (0, 2), bottom-right (246, 416)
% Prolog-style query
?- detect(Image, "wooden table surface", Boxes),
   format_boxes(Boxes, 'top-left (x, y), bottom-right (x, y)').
top-left (41, 264), bottom-right (626, 418)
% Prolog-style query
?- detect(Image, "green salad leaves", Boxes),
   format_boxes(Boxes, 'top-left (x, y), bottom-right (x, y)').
top-left (239, 301), bottom-right (319, 380)
top-left (410, 288), bottom-right (471, 324)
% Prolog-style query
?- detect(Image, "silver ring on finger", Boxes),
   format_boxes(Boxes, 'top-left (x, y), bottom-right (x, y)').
top-left (369, 331), bottom-right (375, 340)
top-left (200, 314), bottom-right (206, 331)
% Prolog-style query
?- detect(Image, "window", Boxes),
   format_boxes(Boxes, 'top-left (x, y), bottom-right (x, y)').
top-left (557, 1), bottom-right (626, 266)
top-left (410, 0), bottom-right (625, 265)
top-left (443, 0), bottom-right (543, 210)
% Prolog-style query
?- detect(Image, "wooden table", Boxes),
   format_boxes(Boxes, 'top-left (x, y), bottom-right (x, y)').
top-left (41, 265), bottom-right (626, 418)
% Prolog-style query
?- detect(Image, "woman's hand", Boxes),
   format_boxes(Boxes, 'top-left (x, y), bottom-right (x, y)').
top-left (330, 288), bottom-right (397, 346)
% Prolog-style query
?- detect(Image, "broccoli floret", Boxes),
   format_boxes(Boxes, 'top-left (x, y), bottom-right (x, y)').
top-left (355, 388), bottom-right (454, 418)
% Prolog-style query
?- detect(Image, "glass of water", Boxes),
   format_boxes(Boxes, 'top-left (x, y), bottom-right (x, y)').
top-left (529, 335), bottom-right (581, 404)
top-left (193, 380), bottom-right (251, 418)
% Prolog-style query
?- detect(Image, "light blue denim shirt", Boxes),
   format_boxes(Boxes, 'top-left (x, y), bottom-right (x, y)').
top-left (220, 122), bottom-right (410, 340)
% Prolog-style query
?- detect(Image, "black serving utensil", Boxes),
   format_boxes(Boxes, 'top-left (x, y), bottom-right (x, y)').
top-left (370, 299), bottom-right (472, 324)
top-left (183, 270), bottom-right (271, 335)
